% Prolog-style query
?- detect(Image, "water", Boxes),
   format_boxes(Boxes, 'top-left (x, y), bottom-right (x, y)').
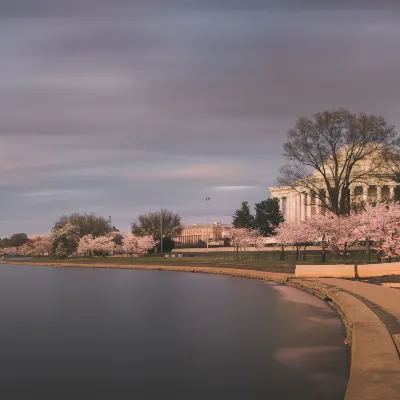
top-left (0, 264), bottom-right (349, 399)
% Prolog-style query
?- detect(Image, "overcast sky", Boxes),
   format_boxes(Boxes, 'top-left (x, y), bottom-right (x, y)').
top-left (1, 1), bottom-right (400, 236)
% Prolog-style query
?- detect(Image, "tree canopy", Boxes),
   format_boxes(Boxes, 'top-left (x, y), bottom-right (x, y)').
top-left (232, 201), bottom-right (255, 229)
top-left (232, 199), bottom-right (283, 235)
top-left (131, 209), bottom-right (182, 240)
top-left (254, 199), bottom-right (284, 236)
top-left (53, 213), bottom-right (112, 238)
top-left (0, 233), bottom-right (28, 248)
top-left (278, 109), bottom-right (399, 215)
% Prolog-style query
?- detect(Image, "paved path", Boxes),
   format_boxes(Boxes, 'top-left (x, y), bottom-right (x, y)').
top-left (315, 278), bottom-right (400, 323)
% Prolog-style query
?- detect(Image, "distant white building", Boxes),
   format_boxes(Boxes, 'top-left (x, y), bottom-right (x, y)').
top-left (269, 151), bottom-right (400, 224)
top-left (176, 222), bottom-right (230, 245)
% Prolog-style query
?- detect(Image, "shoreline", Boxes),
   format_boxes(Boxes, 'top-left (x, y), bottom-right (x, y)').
top-left (4, 261), bottom-right (400, 399)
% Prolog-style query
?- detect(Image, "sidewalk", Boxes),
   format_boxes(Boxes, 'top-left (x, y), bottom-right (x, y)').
top-left (314, 278), bottom-right (400, 322)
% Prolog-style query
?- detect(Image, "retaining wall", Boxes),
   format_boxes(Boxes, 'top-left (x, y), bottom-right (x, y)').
top-left (296, 262), bottom-right (400, 278)
top-left (295, 264), bottom-right (355, 278)
top-left (358, 262), bottom-right (400, 278)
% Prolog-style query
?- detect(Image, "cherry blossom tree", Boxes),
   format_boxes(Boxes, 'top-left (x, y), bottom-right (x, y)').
top-left (225, 228), bottom-right (264, 259)
top-left (51, 223), bottom-right (80, 258)
top-left (77, 234), bottom-right (116, 256)
top-left (324, 214), bottom-right (364, 259)
top-left (77, 235), bottom-right (96, 256)
top-left (276, 221), bottom-right (315, 260)
top-left (136, 235), bottom-right (157, 254)
top-left (19, 235), bottom-right (52, 257)
top-left (358, 202), bottom-right (400, 260)
top-left (1, 247), bottom-right (19, 257)
top-left (121, 233), bottom-right (157, 255)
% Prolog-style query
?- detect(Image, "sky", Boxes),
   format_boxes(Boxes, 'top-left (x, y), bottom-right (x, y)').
top-left (1, 0), bottom-right (400, 236)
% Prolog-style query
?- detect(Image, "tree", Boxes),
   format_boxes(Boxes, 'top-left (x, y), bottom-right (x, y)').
top-left (77, 234), bottom-right (117, 256)
top-left (156, 237), bottom-right (175, 253)
top-left (8, 233), bottom-right (28, 248)
top-left (53, 213), bottom-right (112, 238)
top-left (19, 235), bottom-right (52, 257)
top-left (276, 221), bottom-right (314, 261)
top-left (131, 209), bottom-right (182, 240)
top-left (121, 233), bottom-right (157, 255)
top-left (51, 223), bottom-right (80, 258)
top-left (278, 109), bottom-right (399, 215)
top-left (254, 198), bottom-right (284, 236)
top-left (232, 201), bottom-right (255, 228)
top-left (358, 202), bottom-right (400, 260)
top-left (225, 227), bottom-right (263, 259)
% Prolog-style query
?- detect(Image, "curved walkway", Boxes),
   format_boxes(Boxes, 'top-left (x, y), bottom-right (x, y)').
top-left (312, 278), bottom-right (400, 324)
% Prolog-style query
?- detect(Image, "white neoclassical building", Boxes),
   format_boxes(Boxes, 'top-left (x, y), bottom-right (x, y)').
top-left (269, 152), bottom-right (400, 224)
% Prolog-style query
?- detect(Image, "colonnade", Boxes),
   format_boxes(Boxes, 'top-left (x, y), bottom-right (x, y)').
top-left (275, 184), bottom-right (399, 224)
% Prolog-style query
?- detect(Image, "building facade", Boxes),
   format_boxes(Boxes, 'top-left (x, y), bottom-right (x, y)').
top-left (269, 155), bottom-right (400, 224)
top-left (176, 222), bottom-right (228, 245)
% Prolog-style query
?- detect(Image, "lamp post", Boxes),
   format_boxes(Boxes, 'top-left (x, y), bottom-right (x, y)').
top-left (205, 197), bottom-right (210, 253)
top-left (160, 209), bottom-right (163, 254)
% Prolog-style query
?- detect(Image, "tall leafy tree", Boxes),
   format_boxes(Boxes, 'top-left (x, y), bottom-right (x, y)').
top-left (254, 198), bottom-right (284, 236)
top-left (278, 109), bottom-right (399, 215)
top-left (8, 233), bottom-right (28, 247)
top-left (131, 209), bottom-right (182, 240)
top-left (51, 213), bottom-right (113, 256)
top-left (232, 201), bottom-right (255, 228)
top-left (53, 213), bottom-right (112, 238)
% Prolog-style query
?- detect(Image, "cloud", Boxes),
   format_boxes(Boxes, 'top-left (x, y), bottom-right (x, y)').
top-left (0, 0), bottom-right (399, 235)
top-left (124, 163), bottom-right (251, 181)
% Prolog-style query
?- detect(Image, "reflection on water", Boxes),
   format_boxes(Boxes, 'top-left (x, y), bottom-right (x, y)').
top-left (0, 265), bottom-right (349, 400)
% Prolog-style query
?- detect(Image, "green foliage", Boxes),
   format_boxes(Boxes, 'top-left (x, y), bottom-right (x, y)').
top-left (254, 198), bottom-right (284, 236)
top-left (51, 213), bottom-right (111, 257)
top-left (113, 233), bottom-right (123, 246)
top-left (232, 201), bottom-right (255, 228)
top-left (2, 233), bottom-right (28, 248)
top-left (159, 237), bottom-right (175, 253)
top-left (53, 213), bottom-right (112, 238)
top-left (232, 199), bottom-right (284, 236)
top-left (223, 238), bottom-right (231, 247)
top-left (131, 209), bottom-right (182, 240)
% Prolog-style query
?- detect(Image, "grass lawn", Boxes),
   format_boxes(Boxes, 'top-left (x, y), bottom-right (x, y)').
top-left (24, 256), bottom-right (296, 274)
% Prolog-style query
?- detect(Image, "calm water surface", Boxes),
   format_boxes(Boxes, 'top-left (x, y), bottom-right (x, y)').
top-left (0, 264), bottom-right (349, 399)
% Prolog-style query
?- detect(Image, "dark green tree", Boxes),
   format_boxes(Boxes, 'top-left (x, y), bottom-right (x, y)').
top-left (156, 237), bottom-right (175, 253)
top-left (232, 201), bottom-right (255, 228)
top-left (254, 198), bottom-right (284, 236)
top-left (8, 233), bottom-right (28, 247)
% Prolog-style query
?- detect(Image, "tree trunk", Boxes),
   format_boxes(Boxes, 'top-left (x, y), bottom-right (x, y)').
top-left (321, 239), bottom-right (327, 263)
top-left (365, 238), bottom-right (370, 262)
top-left (280, 244), bottom-right (285, 260)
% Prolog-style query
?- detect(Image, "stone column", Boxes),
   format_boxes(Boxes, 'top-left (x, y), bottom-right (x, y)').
top-left (301, 193), bottom-right (306, 221)
top-left (279, 197), bottom-right (284, 213)
top-left (306, 193), bottom-right (312, 218)
top-left (296, 193), bottom-right (301, 222)
top-left (390, 186), bottom-right (395, 200)
top-left (363, 185), bottom-right (369, 203)
top-left (377, 186), bottom-right (382, 202)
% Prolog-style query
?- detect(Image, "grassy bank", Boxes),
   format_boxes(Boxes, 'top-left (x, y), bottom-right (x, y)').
top-left (15, 256), bottom-right (295, 274)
